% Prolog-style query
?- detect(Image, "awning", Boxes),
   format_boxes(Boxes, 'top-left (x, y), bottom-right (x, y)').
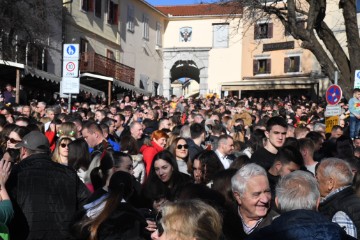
top-left (79, 84), bottom-right (105, 97)
top-left (80, 72), bottom-right (152, 96)
top-left (25, 66), bottom-right (61, 83)
top-left (220, 77), bottom-right (319, 91)
top-left (24, 67), bottom-right (105, 97)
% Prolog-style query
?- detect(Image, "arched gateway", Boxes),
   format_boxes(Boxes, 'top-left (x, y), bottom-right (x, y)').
top-left (162, 47), bottom-right (210, 99)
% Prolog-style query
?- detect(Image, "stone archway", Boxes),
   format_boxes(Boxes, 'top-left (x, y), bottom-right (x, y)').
top-left (162, 47), bottom-right (210, 99)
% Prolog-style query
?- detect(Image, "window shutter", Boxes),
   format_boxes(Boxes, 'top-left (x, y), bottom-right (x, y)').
top-left (105, 0), bottom-right (108, 13)
top-left (267, 23), bottom-right (273, 38)
top-left (266, 59), bottom-right (271, 74)
top-left (253, 59), bottom-right (258, 75)
top-left (95, 0), bottom-right (101, 17)
top-left (89, 0), bottom-right (94, 12)
top-left (114, 3), bottom-right (118, 25)
top-left (108, 1), bottom-right (114, 24)
top-left (82, 0), bottom-right (88, 11)
top-left (294, 56), bottom-right (300, 72)
top-left (254, 24), bottom-right (259, 39)
top-left (284, 57), bottom-right (290, 73)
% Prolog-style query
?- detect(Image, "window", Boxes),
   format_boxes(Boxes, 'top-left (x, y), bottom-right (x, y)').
top-left (108, 0), bottom-right (118, 25)
top-left (81, 0), bottom-right (93, 12)
top-left (284, 56), bottom-right (300, 73)
top-left (107, 49), bottom-right (115, 61)
top-left (357, 0), bottom-right (360, 13)
top-left (254, 22), bottom-right (273, 39)
top-left (253, 58), bottom-right (271, 75)
top-left (95, 0), bottom-right (101, 17)
top-left (127, 5), bottom-right (135, 32)
top-left (143, 14), bottom-right (149, 40)
top-left (213, 23), bottom-right (229, 48)
top-left (156, 22), bottom-right (162, 47)
top-left (27, 44), bottom-right (43, 69)
top-left (80, 38), bottom-right (89, 53)
top-left (41, 48), bottom-right (48, 71)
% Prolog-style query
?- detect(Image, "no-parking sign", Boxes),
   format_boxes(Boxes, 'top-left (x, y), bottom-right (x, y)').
top-left (326, 84), bottom-right (342, 105)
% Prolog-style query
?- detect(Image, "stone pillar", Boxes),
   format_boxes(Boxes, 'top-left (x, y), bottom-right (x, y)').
top-left (199, 67), bottom-right (208, 97)
top-left (162, 65), bottom-right (171, 99)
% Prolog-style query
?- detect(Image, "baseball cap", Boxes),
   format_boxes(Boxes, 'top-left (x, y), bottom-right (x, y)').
top-left (15, 131), bottom-right (50, 151)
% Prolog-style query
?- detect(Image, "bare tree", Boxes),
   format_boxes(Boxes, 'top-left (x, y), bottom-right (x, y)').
top-left (218, 0), bottom-right (360, 97)
top-left (0, 0), bottom-right (62, 66)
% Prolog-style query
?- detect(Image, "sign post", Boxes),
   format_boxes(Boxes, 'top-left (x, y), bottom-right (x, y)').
top-left (62, 44), bottom-right (80, 109)
top-left (355, 70), bottom-right (360, 88)
top-left (325, 84), bottom-right (342, 133)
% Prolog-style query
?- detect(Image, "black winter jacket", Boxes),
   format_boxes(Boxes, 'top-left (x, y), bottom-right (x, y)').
top-left (319, 186), bottom-right (360, 237)
top-left (247, 209), bottom-right (355, 240)
top-left (6, 153), bottom-right (90, 240)
top-left (71, 202), bottom-right (147, 240)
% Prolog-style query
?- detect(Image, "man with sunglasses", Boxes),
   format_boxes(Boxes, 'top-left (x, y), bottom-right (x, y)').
top-left (6, 131), bottom-right (89, 239)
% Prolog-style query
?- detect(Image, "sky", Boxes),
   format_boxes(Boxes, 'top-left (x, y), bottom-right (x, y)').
top-left (146, 0), bottom-right (210, 6)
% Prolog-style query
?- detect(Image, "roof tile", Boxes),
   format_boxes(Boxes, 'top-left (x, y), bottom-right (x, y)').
top-left (155, 3), bottom-right (242, 17)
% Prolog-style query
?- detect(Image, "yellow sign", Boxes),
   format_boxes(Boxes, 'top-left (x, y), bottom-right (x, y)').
top-left (325, 116), bottom-right (339, 133)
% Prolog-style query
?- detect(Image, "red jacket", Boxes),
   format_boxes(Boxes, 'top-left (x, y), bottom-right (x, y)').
top-left (140, 141), bottom-right (163, 176)
top-left (45, 130), bottom-right (56, 152)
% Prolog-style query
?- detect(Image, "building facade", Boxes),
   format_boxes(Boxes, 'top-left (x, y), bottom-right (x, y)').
top-left (158, 3), bottom-right (243, 98)
top-left (118, 0), bottom-right (166, 95)
top-left (229, 12), bottom-right (330, 99)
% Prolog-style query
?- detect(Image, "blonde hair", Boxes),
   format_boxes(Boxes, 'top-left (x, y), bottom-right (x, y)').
top-left (51, 136), bottom-right (74, 164)
top-left (58, 122), bottom-right (77, 138)
top-left (161, 200), bottom-right (222, 240)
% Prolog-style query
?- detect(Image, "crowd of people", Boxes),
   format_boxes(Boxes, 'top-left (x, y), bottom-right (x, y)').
top-left (0, 90), bottom-right (358, 240)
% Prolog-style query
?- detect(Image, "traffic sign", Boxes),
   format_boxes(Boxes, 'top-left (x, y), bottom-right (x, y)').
top-left (61, 77), bottom-right (80, 94)
top-left (325, 116), bottom-right (339, 133)
top-left (326, 84), bottom-right (342, 105)
top-left (355, 70), bottom-right (360, 88)
top-left (324, 105), bottom-right (342, 117)
top-left (63, 44), bottom-right (79, 60)
top-left (63, 60), bottom-right (79, 77)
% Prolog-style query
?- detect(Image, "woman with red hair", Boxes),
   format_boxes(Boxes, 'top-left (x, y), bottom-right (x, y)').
top-left (140, 130), bottom-right (169, 176)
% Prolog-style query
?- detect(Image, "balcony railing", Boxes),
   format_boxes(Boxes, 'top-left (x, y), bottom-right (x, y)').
top-left (80, 52), bottom-right (134, 85)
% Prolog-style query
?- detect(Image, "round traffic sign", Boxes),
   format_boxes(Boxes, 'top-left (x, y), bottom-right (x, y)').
top-left (66, 45), bottom-right (76, 55)
top-left (65, 62), bottom-right (76, 72)
top-left (326, 84), bottom-right (342, 105)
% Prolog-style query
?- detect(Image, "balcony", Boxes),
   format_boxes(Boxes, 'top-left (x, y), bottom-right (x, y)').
top-left (80, 52), bottom-right (134, 85)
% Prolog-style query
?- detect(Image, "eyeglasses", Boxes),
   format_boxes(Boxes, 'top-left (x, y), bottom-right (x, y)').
top-left (156, 211), bottom-right (164, 237)
top-left (177, 144), bottom-right (188, 150)
top-left (60, 143), bottom-right (69, 148)
top-left (6, 137), bottom-right (21, 144)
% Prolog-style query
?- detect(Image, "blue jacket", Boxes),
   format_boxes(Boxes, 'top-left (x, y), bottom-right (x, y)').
top-left (349, 97), bottom-right (360, 117)
top-left (247, 209), bottom-right (355, 240)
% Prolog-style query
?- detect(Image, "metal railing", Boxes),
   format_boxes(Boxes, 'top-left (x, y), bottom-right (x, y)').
top-left (80, 52), bottom-right (134, 85)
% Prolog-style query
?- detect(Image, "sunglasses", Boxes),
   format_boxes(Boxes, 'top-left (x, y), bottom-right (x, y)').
top-left (6, 137), bottom-right (21, 144)
top-left (60, 143), bottom-right (69, 148)
top-left (156, 211), bottom-right (164, 237)
top-left (177, 144), bottom-right (188, 150)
